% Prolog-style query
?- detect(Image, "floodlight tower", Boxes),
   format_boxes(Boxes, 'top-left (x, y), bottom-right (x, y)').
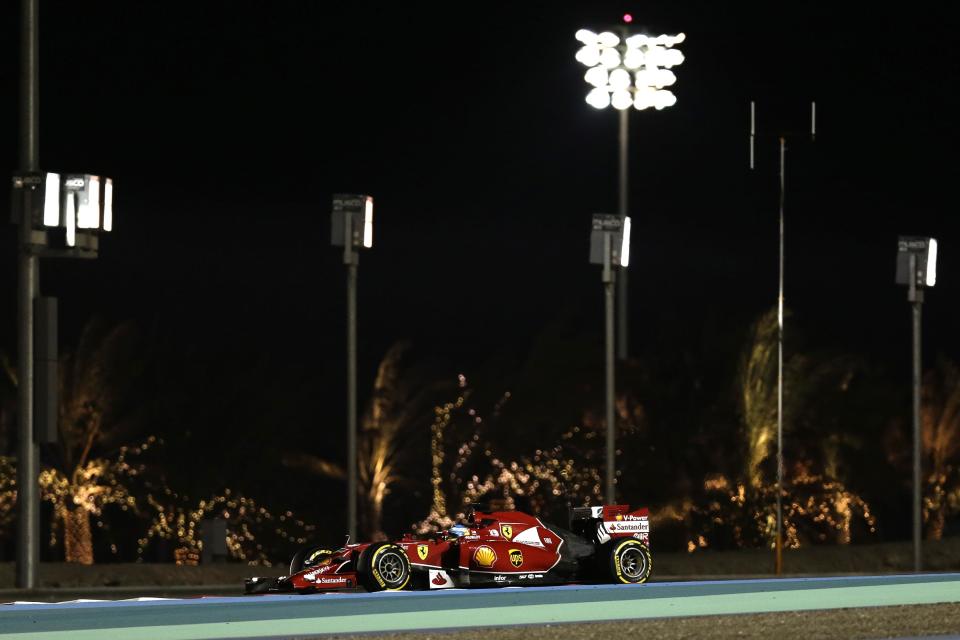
top-left (331, 194), bottom-right (373, 541)
top-left (575, 19), bottom-right (685, 360)
top-left (590, 213), bottom-right (631, 504)
top-left (11, 172), bottom-right (115, 589)
top-left (12, 0), bottom-right (115, 588)
top-left (896, 236), bottom-right (938, 572)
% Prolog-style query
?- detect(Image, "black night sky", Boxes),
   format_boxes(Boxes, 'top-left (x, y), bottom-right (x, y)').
top-left (1, 2), bottom-right (959, 543)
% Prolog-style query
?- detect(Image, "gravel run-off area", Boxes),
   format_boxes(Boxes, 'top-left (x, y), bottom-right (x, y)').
top-left (317, 603), bottom-right (960, 640)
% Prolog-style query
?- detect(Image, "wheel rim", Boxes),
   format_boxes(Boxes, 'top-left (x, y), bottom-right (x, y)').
top-left (377, 552), bottom-right (405, 584)
top-left (620, 546), bottom-right (647, 579)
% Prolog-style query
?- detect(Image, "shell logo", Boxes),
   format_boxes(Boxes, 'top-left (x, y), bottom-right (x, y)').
top-left (473, 545), bottom-right (497, 568)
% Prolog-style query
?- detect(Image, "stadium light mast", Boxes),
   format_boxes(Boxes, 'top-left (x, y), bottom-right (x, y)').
top-left (13, 0), bottom-right (115, 589)
top-left (575, 17), bottom-right (685, 361)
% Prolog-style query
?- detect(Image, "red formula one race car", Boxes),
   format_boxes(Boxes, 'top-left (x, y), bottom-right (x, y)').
top-left (245, 504), bottom-right (651, 594)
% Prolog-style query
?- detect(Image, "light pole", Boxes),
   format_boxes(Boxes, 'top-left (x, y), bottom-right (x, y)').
top-left (12, 173), bottom-right (114, 586)
top-left (590, 213), bottom-right (631, 504)
top-left (896, 236), bottom-right (937, 572)
top-left (575, 20), bottom-right (685, 360)
top-left (331, 194), bottom-right (373, 541)
top-left (16, 0), bottom-right (40, 591)
top-left (748, 101), bottom-right (815, 575)
top-left (12, 0), bottom-right (115, 588)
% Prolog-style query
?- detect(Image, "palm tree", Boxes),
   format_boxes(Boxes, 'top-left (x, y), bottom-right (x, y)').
top-left (918, 359), bottom-right (960, 539)
top-left (734, 307), bottom-right (875, 548)
top-left (5, 319), bottom-right (147, 564)
top-left (284, 342), bottom-right (444, 538)
top-left (0, 322), bottom-right (146, 562)
top-left (739, 308), bottom-right (793, 489)
top-left (738, 308), bottom-right (861, 489)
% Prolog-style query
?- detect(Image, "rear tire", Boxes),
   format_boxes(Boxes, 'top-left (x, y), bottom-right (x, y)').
top-left (357, 542), bottom-right (411, 591)
top-left (289, 546), bottom-right (334, 575)
top-left (606, 539), bottom-right (652, 584)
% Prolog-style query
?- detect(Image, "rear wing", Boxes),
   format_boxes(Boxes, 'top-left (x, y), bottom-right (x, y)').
top-left (569, 504), bottom-right (651, 546)
top-left (570, 504), bottom-right (649, 522)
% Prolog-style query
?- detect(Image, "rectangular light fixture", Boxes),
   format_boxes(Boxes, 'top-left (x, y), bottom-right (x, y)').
top-left (363, 196), bottom-right (374, 248)
top-left (65, 189), bottom-right (76, 247)
top-left (620, 216), bottom-right (632, 268)
top-left (10, 172), bottom-right (61, 228)
top-left (43, 173), bottom-right (61, 227)
top-left (67, 175), bottom-right (101, 230)
top-left (896, 236), bottom-right (938, 288)
top-left (11, 170), bottom-right (112, 255)
top-left (590, 213), bottom-right (630, 268)
top-left (331, 194), bottom-right (374, 249)
top-left (102, 178), bottom-right (113, 232)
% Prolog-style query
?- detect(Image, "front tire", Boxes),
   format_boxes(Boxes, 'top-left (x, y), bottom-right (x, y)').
top-left (606, 539), bottom-right (652, 584)
top-left (289, 546), bottom-right (334, 575)
top-left (357, 542), bottom-right (411, 591)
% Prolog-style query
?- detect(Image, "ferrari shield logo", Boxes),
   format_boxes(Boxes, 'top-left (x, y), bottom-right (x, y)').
top-left (509, 548), bottom-right (523, 568)
top-left (417, 544), bottom-right (429, 561)
top-left (500, 524), bottom-right (513, 540)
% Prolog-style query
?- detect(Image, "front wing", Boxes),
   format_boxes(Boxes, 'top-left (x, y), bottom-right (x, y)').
top-left (245, 571), bottom-right (360, 594)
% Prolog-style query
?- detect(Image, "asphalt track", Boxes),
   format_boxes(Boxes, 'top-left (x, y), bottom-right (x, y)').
top-left (1, 574), bottom-right (959, 639)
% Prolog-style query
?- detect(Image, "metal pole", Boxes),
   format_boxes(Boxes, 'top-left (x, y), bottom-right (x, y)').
top-left (603, 234), bottom-right (616, 504)
top-left (345, 241), bottom-right (358, 542)
top-left (775, 136), bottom-right (785, 576)
top-left (16, 0), bottom-right (40, 590)
top-left (20, 0), bottom-right (38, 169)
top-left (616, 108), bottom-right (629, 360)
top-left (909, 253), bottom-right (922, 572)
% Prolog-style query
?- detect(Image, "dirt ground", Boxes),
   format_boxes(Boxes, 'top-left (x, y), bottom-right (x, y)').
top-left (2, 536), bottom-right (959, 589)
top-left (316, 604), bottom-right (960, 640)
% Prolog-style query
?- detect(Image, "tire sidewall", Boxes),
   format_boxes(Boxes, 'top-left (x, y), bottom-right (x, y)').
top-left (609, 539), bottom-right (652, 584)
top-left (360, 542), bottom-right (411, 591)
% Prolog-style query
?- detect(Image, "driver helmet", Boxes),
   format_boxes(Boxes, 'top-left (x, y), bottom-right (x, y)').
top-left (449, 523), bottom-right (470, 538)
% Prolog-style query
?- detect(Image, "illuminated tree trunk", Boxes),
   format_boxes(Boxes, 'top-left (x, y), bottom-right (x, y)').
top-left (366, 485), bottom-right (386, 541)
top-left (928, 509), bottom-right (945, 541)
top-left (62, 506), bottom-right (94, 564)
top-left (925, 479), bottom-right (946, 541)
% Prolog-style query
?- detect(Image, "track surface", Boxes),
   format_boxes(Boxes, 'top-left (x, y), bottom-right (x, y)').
top-left (1, 574), bottom-right (959, 639)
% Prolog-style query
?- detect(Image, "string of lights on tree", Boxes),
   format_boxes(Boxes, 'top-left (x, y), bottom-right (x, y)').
top-left (0, 435), bottom-right (317, 565)
top-left (6, 342), bottom-right (960, 556)
top-left (664, 470), bottom-right (878, 553)
top-left (416, 375), bottom-right (604, 533)
top-left (136, 489), bottom-right (316, 566)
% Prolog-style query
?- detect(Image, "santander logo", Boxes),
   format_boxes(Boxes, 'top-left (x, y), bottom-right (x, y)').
top-left (432, 573), bottom-right (448, 586)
